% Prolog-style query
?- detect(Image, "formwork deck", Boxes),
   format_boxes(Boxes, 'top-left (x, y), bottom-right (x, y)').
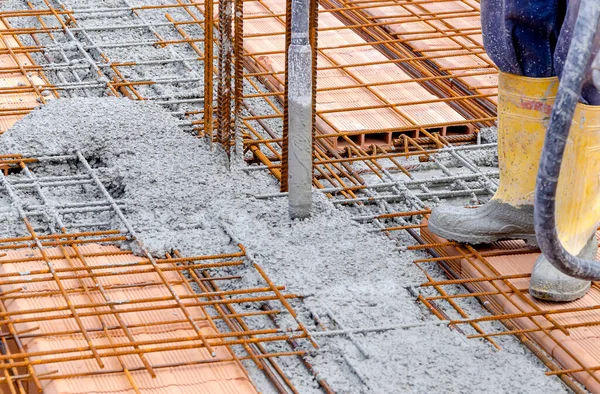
top-left (420, 225), bottom-right (600, 393)
top-left (0, 20), bottom-right (55, 132)
top-left (0, 244), bottom-right (258, 394)
top-left (0, 153), bottom-right (318, 394)
top-left (243, 0), bottom-right (477, 150)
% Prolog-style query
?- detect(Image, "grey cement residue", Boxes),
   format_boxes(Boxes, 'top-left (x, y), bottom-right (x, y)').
top-left (0, 98), bottom-right (571, 393)
top-left (469, 126), bottom-right (500, 167)
top-left (479, 125), bottom-right (499, 144)
top-left (429, 200), bottom-right (537, 245)
top-left (433, 144), bottom-right (498, 169)
top-left (1, 98), bottom-right (243, 256)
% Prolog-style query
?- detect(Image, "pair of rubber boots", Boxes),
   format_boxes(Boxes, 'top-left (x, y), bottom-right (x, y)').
top-left (429, 72), bottom-right (600, 302)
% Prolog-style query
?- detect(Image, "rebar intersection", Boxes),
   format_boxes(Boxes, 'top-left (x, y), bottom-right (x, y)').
top-left (0, 153), bottom-right (318, 394)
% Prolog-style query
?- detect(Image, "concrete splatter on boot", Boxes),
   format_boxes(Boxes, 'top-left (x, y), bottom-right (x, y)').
top-left (529, 235), bottom-right (596, 302)
top-left (530, 104), bottom-right (600, 302)
top-left (428, 201), bottom-right (537, 245)
top-left (428, 73), bottom-right (558, 245)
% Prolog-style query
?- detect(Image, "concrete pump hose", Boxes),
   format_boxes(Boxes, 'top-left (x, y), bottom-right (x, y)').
top-left (534, 0), bottom-right (600, 280)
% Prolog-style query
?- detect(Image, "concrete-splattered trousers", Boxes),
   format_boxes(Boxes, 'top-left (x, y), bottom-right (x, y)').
top-left (481, 0), bottom-right (600, 104)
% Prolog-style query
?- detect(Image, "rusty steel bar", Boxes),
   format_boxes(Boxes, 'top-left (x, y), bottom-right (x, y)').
top-left (233, 0), bottom-right (244, 154)
top-left (417, 230), bottom-right (600, 390)
top-left (217, 0), bottom-right (233, 157)
top-left (281, 0), bottom-right (292, 193)
top-left (0, 150), bottom-right (318, 391)
top-left (263, 303), bottom-right (336, 394)
top-left (205, 0), bottom-right (214, 140)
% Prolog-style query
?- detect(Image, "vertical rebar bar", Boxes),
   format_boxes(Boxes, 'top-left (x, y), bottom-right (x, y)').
top-left (309, 0), bottom-right (318, 157)
top-left (217, 0), bottom-right (233, 160)
top-left (281, 0), bottom-right (293, 192)
top-left (233, 0), bottom-right (244, 155)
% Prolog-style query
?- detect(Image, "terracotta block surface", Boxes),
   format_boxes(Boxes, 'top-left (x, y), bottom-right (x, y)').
top-left (0, 244), bottom-right (258, 394)
top-left (360, 0), bottom-right (498, 104)
top-left (421, 226), bottom-right (600, 393)
top-left (241, 0), bottom-right (473, 148)
top-left (0, 21), bottom-right (51, 132)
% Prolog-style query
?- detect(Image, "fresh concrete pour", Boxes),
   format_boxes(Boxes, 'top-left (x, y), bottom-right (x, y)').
top-left (0, 98), bottom-right (569, 393)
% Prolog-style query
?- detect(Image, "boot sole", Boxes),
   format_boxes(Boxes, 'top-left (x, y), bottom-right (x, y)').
top-left (428, 221), bottom-right (538, 246)
top-left (529, 281), bottom-right (591, 302)
top-left (529, 235), bottom-right (597, 302)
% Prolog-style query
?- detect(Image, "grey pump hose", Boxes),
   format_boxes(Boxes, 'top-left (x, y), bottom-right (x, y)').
top-left (534, 0), bottom-right (600, 280)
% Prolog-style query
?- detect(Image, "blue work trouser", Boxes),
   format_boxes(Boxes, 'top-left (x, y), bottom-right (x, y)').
top-left (481, 0), bottom-right (600, 104)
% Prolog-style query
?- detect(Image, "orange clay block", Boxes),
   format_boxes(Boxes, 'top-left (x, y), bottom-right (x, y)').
top-left (240, 0), bottom-right (472, 149)
top-left (360, 0), bottom-right (498, 104)
top-left (0, 20), bottom-right (53, 133)
top-left (0, 244), bottom-right (258, 394)
top-left (421, 224), bottom-right (600, 393)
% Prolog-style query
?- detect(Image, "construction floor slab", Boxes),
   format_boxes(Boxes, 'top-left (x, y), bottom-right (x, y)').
top-left (0, 1), bottom-right (585, 393)
top-left (0, 20), bottom-right (55, 132)
top-left (421, 225), bottom-right (600, 393)
top-left (0, 150), bottom-right (318, 394)
top-left (0, 244), bottom-right (258, 394)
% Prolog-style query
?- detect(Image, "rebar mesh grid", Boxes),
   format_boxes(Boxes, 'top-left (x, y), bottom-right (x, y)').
top-left (330, 0), bottom-right (498, 107)
top-left (0, 15), bottom-right (58, 132)
top-left (237, 3), bottom-right (600, 393)
top-left (414, 225), bottom-right (600, 394)
top-left (0, 1), bottom-right (216, 135)
top-left (240, 0), bottom-right (498, 185)
top-left (0, 1), bottom-right (496, 166)
top-left (0, 153), bottom-right (319, 394)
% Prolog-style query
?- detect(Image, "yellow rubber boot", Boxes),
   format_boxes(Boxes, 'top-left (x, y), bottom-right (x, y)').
top-left (529, 103), bottom-right (600, 302)
top-left (429, 72), bottom-right (559, 244)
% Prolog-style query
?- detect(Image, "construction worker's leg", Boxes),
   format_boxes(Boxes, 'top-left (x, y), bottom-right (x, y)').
top-left (529, 0), bottom-right (600, 302)
top-left (554, 0), bottom-right (600, 106)
top-left (428, 0), bottom-right (563, 244)
top-left (480, 0), bottom-right (564, 77)
top-left (428, 73), bottom-right (557, 244)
